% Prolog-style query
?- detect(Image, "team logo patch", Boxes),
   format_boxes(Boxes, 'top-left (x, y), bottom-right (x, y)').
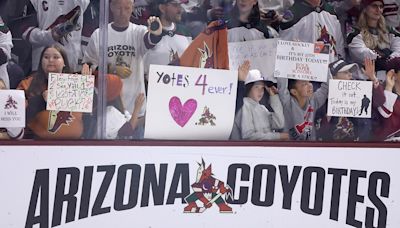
top-left (48, 111), bottom-right (74, 133)
top-left (184, 159), bottom-right (233, 213)
top-left (316, 24), bottom-right (337, 55)
top-left (197, 42), bottom-right (214, 68)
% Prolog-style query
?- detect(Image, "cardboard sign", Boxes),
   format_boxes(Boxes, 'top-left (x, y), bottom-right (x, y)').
top-left (327, 79), bottom-right (373, 118)
top-left (46, 73), bottom-right (95, 113)
top-left (0, 90), bottom-right (25, 127)
top-left (274, 40), bottom-right (330, 82)
top-left (145, 65), bottom-right (238, 140)
top-left (228, 39), bottom-right (278, 81)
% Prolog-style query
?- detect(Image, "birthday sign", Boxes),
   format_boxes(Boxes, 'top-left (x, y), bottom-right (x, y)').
top-left (46, 73), bottom-right (95, 113)
top-left (145, 65), bottom-right (238, 140)
top-left (0, 90), bottom-right (25, 127)
top-left (327, 79), bottom-right (373, 118)
top-left (228, 39), bottom-right (278, 80)
top-left (274, 40), bottom-right (330, 82)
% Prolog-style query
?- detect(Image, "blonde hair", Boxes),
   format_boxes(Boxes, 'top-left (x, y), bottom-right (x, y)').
top-left (357, 10), bottom-right (390, 50)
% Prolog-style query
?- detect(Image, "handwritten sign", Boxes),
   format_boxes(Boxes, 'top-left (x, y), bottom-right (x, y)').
top-left (0, 90), bottom-right (25, 127)
top-left (274, 40), bottom-right (330, 82)
top-left (327, 79), bottom-right (373, 118)
top-left (229, 39), bottom-right (278, 81)
top-left (145, 65), bottom-right (238, 140)
top-left (47, 73), bottom-right (95, 113)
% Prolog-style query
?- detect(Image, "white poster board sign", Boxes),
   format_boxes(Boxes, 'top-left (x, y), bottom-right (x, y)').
top-left (328, 79), bottom-right (373, 118)
top-left (228, 39), bottom-right (278, 80)
top-left (46, 73), bottom-right (95, 113)
top-left (0, 90), bottom-right (25, 127)
top-left (274, 40), bottom-right (330, 82)
top-left (145, 65), bottom-right (238, 140)
top-left (1, 146), bottom-right (399, 228)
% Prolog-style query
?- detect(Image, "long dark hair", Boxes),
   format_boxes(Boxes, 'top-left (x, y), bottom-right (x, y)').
top-left (229, 1), bottom-right (260, 25)
top-left (27, 44), bottom-right (71, 97)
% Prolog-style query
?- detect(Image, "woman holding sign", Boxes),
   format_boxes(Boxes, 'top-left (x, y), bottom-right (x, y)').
top-left (17, 44), bottom-right (88, 139)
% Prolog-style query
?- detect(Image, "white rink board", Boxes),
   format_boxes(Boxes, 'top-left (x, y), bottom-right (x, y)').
top-left (0, 146), bottom-right (398, 228)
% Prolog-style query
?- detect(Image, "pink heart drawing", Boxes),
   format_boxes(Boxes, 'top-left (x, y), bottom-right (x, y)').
top-left (169, 96), bottom-right (197, 127)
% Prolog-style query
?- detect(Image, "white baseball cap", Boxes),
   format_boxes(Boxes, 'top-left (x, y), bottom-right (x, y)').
top-left (245, 69), bottom-right (265, 85)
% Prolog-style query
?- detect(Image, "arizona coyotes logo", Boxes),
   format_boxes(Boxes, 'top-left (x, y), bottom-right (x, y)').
top-left (116, 54), bottom-right (130, 68)
top-left (195, 106), bottom-right (216, 126)
top-left (333, 117), bottom-right (354, 140)
top-left (48, 111), bottom-right (74, 133)
top-left (184, 159), bottom-right (232, 213)
top-left (4, 96), bottom-right (18, 109)
top-left (316, 24), bottom-right (337, 54)
top-left (295, 105), bottom-right (314, 134)
top-left (197, 42), bottom-right (214, 68)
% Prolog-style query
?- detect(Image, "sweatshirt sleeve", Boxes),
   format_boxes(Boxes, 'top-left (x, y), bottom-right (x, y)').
top-left (269, 94), bottom-right (285, 130)
top-left (372, 84), bottom-right (386, 108)
top-left (277, 77), bottom-right (291, 106)
top-left (377, 89), bottom-right (398, 118)
top-left (348, 33), bottom-right (378, 64)
top-left (235, 81), bottom-right (245, 113)
top-left (312, 81), bottom-right (329, 109)
top-left (23, 26), bottom-right (57, 47)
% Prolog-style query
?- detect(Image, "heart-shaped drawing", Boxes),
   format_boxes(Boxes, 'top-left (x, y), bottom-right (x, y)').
top-left (169, 96), bottom-right (197, 127)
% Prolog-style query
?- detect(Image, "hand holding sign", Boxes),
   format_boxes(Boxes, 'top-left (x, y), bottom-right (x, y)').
top-left (42, 90), bottom-right (48, 102)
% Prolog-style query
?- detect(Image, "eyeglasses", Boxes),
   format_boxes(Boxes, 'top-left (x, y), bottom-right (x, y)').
top-left (369, 3), bottom-right (384, 9)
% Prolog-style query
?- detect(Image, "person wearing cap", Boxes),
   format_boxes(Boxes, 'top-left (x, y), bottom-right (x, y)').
top-left (279, 0), bottom-right (345, 59)
top-left (347, 0), bottom-right (400, 79)
top-left (143, 0), bottom-right (192, 82)
top-left (231, 69), bottom-right (288, 140)
top-left (105, 74), bottom-right (145, 139)
top-left (374, 59), bottom-right (400, 140)
top-left (315, 58), bottom-right (386, 141)
top-left (83, 0), bottom-right (163, 121)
